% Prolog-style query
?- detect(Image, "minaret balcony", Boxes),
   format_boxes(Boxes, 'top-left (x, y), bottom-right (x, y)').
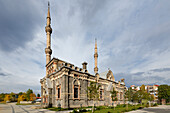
top-left (94, 53), bottom-right (98, 57)
top-left (45, 26), bottom-right (52, 33)
top-left (45, 48), bottom-right (52, 55)
top-left (94, 67), bottom-right (98, 71)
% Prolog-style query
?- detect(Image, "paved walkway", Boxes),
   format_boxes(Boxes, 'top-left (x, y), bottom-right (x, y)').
top-left (126, 105), bottom-right (170, 113)
top-left (0, 103), bottom-right (72, 113)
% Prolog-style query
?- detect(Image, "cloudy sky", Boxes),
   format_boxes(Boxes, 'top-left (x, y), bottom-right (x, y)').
top-left (0, 0), bottom-right (170, 94)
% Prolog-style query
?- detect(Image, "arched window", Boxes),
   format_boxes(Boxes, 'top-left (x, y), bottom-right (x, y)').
top-left (74, 85), bottom-right (79, 98)
top-left (73, 79), bottom-right (80, 99)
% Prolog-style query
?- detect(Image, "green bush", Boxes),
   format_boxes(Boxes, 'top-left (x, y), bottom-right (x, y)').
top-left (153, 103), bottom-right (158, 106)
top-left (122, 104), bottom-right (126, 107)
top-left (80, 109), bottom-right (87, 112)
top-left (146, 104), bottom-right (149, 108)
top-left (72, 109), bottom-right (78, 113)
top-left (96, 106), bottom-right (107, 110)
top-left (138, 106), bottom-right (144, 109)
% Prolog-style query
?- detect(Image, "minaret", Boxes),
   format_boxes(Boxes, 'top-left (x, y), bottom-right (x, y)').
top-left (94, 39), bottom-right (98, 74)
top-left (45, 2), bottom-right (52, 65)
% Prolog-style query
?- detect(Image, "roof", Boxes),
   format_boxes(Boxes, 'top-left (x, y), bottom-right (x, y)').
top-left (46, 57), bottom-right (74, 67)
top-left (44, 58), bottom-right (125, 86)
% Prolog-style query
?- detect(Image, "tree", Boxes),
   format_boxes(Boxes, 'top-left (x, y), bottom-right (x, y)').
top-left (158, 85), bottom-right (170, 103)
top-left (110, 87), bottom-right (117, 101)
top-left (10, 92), bottom-right (16, 102)
top-left (37, 93), bottom-right (40, 97)
top-left (30, 93), bottom-right (36, 101)
top-left (110, 87), bottom-right (118, 110)
top-left (125, 87), bottom-right (134, 102)
top-left (0, 93), bottom-right (5, 101)
top-left (132, 91), bottom-right (139, 103)
top-left (18, 95), bottom-right (25, 103)
top-left (140, 84), bottom-right (146, 92)
top-left (148, 94), bottom-right (154, 102)
top-left (4, 94), bottom-right (11, 102)
top-left (26, 89), bottom-right (33, 101)
top-left (133, 85), bottom-right (150, 103)
top-left (18, 92), bottom-right (23, 95)
top-left (87, 81), bottom-right (101, 101)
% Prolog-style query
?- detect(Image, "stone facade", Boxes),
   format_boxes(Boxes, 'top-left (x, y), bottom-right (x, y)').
top-left (40, 2), bottom-right (126, 108)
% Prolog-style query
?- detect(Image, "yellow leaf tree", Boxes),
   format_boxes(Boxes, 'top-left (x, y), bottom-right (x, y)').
top-left (30, 93), bottom-right (36, 101)
top-left (4, 94), bottom-right (11, 102)
top-left (17, 95), bottom-right (25, 103)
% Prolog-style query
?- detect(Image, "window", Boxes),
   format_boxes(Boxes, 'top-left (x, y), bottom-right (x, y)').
top-left (100, 90), bottom-right (103, 99)
top-left (73, 79), bottom-right (80, 99)
top-left (74, 85), bottom-right (79, 98)
top-left (56, 85), bottom-right (61, 99)
top-left (58, 88), bottom-right (60, 98)
top-left (120, 92), bottom-right (122, 100)
top-left (99, 89), bottom-right (104, 100)
top-left (74, 74), bottom-right (78, 77)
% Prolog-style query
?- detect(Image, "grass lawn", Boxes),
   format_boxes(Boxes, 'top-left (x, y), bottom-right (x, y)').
top-left (71, 104), bottom-right (149, 113)
top-left (46, 107), bottom-right (74, 111)
top-left (91, 105), bottom-right (143, 113)
top-left (46, 104), bottom-right (158, 113)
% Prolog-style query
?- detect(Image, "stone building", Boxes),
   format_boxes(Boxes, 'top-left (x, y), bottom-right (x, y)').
top-left (40, 3), bottom-right (126, 108)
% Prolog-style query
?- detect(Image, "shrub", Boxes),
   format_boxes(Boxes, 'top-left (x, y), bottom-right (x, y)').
top-left (72, 109), bottom-right (78, 113)
top-left (116, 104), bottom-right (121, 107)
top-left (146, 104), bottom-right (149, 108)
top-left (153, 103), bottom-right (158, 106)
top-left (138, 106), bottom-right (144, 109)
top-left (80, 109), bottom-right (87, 112)
top-left (122, 104), bottom-right (126, 107)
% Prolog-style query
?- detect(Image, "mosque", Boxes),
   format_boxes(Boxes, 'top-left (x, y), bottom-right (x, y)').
top-left (40, 3), bottom-right (126, 108)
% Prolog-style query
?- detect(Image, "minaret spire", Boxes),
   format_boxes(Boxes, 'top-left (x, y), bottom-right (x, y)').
top-left (45, 2), bottom-right (52, 72)
top-left (47, 1), bottom-right (50, 18)
top-left (94, 38), bottom-right (98, 74)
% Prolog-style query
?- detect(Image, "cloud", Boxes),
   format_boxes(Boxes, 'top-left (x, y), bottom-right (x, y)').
top-left (0, 73), bottom-right (8, 77)
top-left (113, 67), bottom-right (170, 87)
top-left (150, 68), bottom-right (170, 73)
top-left (0, 67), bottom-right (12, 77)
top-left (0, 0), bottom-right (44, 52)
